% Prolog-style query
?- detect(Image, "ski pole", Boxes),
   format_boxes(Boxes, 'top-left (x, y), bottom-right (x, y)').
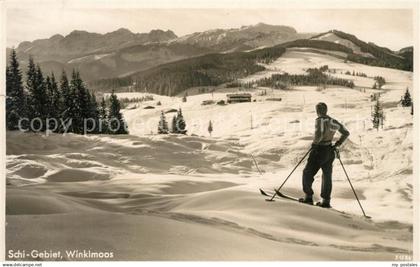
top-left (335, 149), bottom-right (370, 218)
top-left (251, 154), bottom-right (263, 175)
top-left (268, 147), bottom-right (312, 201)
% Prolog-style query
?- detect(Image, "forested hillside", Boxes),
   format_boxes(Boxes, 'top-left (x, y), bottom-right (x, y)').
top-left (313, 30), bottom-right (413, 71)
top-left (89, 39), bottom-right (357, 94)
top-left (90, 45), bottom-right (288, 95)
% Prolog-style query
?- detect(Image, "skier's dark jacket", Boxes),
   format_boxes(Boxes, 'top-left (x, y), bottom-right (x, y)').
top-left (312, 115), bottom-right (349, 147)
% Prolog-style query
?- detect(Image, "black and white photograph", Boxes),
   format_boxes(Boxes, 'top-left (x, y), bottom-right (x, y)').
top-left (1, 0), bottom-right (419, 263)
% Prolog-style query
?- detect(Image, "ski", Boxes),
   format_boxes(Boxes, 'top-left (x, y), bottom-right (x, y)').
top-left (261, 188), bottom-right (365, 218)
top-left (273, 189), bottom-right (299, 202)
top-left (259, 188), bottom-right (298, 202)
top-left (259, 188), bottom-right (284, 201)
top-left (273, 189), bottom-right (361, 217)
top-left (259, 188), bottom-right (271, 197)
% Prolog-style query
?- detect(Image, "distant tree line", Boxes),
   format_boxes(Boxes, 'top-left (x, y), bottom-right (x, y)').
top-left (281, 39), bottom-right (353, 54)
top-left (344, 70), bottom-right (367, 77)
top-left (225, 81), bottom-right (254, 89)
top-left (118, 95), bottom-right (154, 109)
top-left (6, 49), bottom-right (128, 134)
top-left (89, 77), bottom-right (132, 93)
top-left (256, 65), bottom-right (355, 89)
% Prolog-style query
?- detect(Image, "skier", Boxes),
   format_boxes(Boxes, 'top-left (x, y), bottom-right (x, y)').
top-left (299, 102), bottom-right (350, 208)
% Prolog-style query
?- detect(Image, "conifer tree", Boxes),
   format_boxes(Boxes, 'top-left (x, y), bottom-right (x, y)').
top-left (26, 57), bottom-right (37, 120)
top-left (60, 71), bottom-right (71, 112)
top-left (171, 115), bottom-right (177, 133)
top-left (208, 120), bottom-right (213, 136)
top-left (158, 111), bottom-right (169, 134)
top-left (50, 73), bottom-right (62, 122)
top-left (176, 108), bottom-right (187, 134)
top-left (45, 75), bottom-right (55, 131)
top-left (69, 70), bottom-right (81, 133)
top-left (87, 91), bottom-right (100, 133)
top-left (6, 49), bottom-right (26, 130)
top-left (99, 97), bottom-right (108, 133)
top-left (45, 75), bottom-right (53, 114)
top-left (108, 91), bottom-right (128, 134)
top-left (372, 98), bottom-right (385, 130)
top-left (36, 65), bottom-right (49, 127)
top-left (59, 71), bottom-right (74, 132)
top-left (374, 76), bottom-right (386, 89)
top-left (26, 60), bottom-right (48, 131)
top-left (45, 75), bottom-right (61, 119)
top-left (77, 72), bottom-right (90, 120)
top-left (70, 70), bottom-right (90, 133)
top-left (401, 88), bottom-right (412, 107)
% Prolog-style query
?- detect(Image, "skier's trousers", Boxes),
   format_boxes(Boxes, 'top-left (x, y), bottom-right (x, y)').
top-left (302, 145), bottom-right (335, 200)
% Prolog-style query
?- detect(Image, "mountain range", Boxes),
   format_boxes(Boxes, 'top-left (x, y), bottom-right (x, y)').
top-left (7, 23), bottom-right (413, 95)
top-left (7, 23), bottom-right (312, 81)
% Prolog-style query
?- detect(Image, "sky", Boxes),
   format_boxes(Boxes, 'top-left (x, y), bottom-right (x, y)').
top-left (6, 8), bottom-right (414, 50)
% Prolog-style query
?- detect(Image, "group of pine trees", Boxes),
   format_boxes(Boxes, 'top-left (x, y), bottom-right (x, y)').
top-left (344, 70), bottom-right (367, 77)
top-left (118, 95), bottom-right (154, 109)
top-left (257, 67), bottom-right (355, 90)
top-left (373, 76), bottom-right (386, 89)
top-left (6, 49), bottom-right (128, 134)
top-left (158, 109), bottom-right (187, 134)
top-left (371, 87), bottom-right (413, 130)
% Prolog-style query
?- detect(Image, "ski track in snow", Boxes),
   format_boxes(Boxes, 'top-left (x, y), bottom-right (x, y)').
top-left (6, 49), bottom-right (413, 260)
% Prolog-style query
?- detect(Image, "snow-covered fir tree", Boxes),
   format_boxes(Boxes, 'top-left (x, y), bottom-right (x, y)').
top-left (175, 109), bottom-right (187, 134)
top-left (171, 115), bottom-right (177, 133)
top-left (401, 88), bottom-right (412, 107)
top-left (26, 58), bottom-right (47, 130)
top-left (99, 97), bottom-right (108, 133)
top-left (158, 111), bottom-right (169, 134)
top-left (6, 49), bottom-right (26, 130)
top-left (372, 98), bottom-right (385, 130)
top-left (208, 120), bottom-right (213, 136)
top-left (108, 90), bottom-right (128, 134)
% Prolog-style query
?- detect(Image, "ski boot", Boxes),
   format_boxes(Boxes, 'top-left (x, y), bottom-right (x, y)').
top-left (316, 199), bottom-right (332, 208)
top-left (298, 196), bottom-right (313, 205)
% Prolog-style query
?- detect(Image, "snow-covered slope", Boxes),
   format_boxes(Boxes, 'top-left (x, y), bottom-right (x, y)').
top-left (312, 32), bottom-right (375, 58)
top-left (6, 50), bottom-right (413, 260)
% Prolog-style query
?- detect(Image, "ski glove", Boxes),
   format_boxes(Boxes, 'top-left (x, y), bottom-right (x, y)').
top-left (333, 141), bottom-right (342, 148)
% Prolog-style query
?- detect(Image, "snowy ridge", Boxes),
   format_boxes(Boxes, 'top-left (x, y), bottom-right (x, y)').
top-left (312, 32), bottom-right (375, 58)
